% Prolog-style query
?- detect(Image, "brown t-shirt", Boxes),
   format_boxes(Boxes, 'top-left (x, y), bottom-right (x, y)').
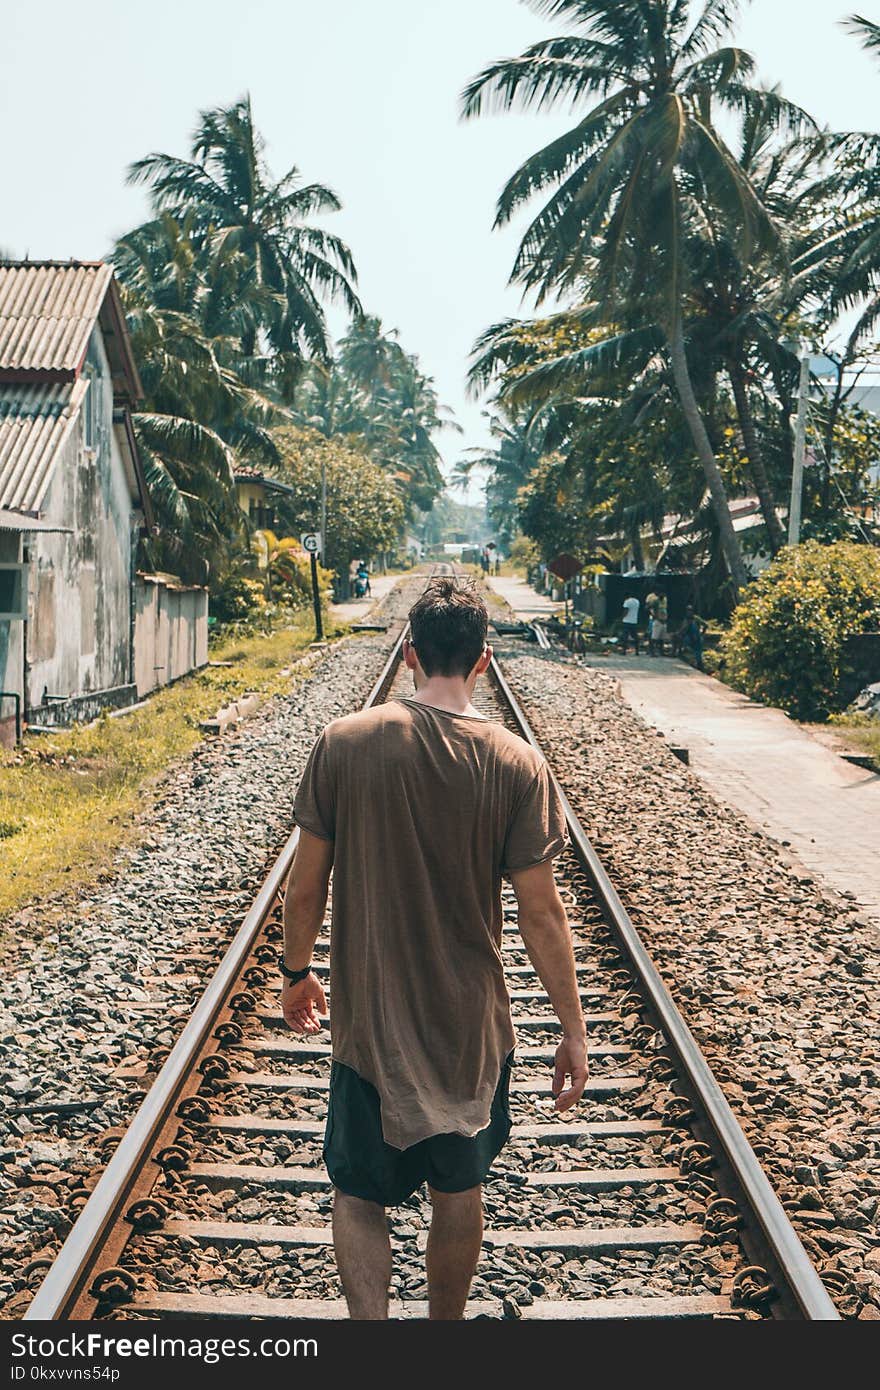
top-left (293, 694), bottom-right (568, 1150)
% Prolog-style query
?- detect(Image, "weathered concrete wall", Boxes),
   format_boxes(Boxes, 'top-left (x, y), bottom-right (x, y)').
top-left (26, 328), bottom-right (135, 713)
top-left (0, 529), bottom-right (23, 748)
top-left (134, 577), bottom-right (208, 696)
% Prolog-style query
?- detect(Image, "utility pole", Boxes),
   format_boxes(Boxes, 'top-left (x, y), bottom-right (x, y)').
top-left (788, 348), bottom-right (811, 547)
top-left (320, 463), bottom-right (327, 570)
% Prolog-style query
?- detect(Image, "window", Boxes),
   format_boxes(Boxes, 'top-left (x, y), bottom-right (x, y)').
top-left (0, 563), bottom-right (28, 620)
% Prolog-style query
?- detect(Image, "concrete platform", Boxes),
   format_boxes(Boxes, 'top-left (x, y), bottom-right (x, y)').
top-left (329, 572), bottom-right (400, 625)
top-left (487, 572), bottom-right (563, 622)
top-left (591, 653), bottom-right (880, 924)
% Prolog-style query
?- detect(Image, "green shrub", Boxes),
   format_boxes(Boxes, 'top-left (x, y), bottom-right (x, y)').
top-left (210, 573), bottom-right (266, 625)
top-left (508, 535), bottom-right (538, 569)
top-left (719, 542), bottom-right (880, 721)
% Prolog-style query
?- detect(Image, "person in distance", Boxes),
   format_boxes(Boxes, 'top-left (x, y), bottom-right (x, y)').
top-left (280, 578), bottom-right (588, 1319)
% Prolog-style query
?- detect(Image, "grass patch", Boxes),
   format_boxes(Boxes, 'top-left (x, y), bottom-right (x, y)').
top-left (0, 610), bottom-right (348, 931)
top-left (827, 715), bottom-right (880, 771)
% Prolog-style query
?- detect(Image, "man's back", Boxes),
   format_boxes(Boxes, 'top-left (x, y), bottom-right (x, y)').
top-left (294, 696), bottom-right (566, 1148)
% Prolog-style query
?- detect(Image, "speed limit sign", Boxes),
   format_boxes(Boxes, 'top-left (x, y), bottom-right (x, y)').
top-left (300, 532), bottom-right (322, 554)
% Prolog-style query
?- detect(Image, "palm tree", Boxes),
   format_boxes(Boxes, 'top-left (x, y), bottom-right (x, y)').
top-left (128, 96), bottom-right (361, 371)
top-left (455, 407), bottom-right (544, 541)
top-left (114, 215), bottom-right (290, 575)
top-left (331, 318), bottom-right (455, 515)
top-left (792, 15), bottom-right (880, 493)
top-left (462, 0), bottom-right (795, 596)
top-left (684, 97), bottom-right (823, 552)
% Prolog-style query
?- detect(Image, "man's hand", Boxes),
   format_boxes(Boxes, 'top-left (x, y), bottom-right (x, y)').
top-left (281, 973), bottom-right (327, 1034)
top-left (552, 1033), bottom-right (588, 1112)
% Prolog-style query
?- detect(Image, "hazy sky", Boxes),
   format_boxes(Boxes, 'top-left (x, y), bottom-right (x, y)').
top-left (2, 0), bottom-right (879, 501)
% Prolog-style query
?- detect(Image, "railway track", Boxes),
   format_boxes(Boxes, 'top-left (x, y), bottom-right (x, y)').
top-left (24, 578), bottom-right (839, 1322)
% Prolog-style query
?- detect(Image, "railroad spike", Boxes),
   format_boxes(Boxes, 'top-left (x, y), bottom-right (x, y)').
top-left (154, 1144), bottom-right (191, 1173)
top-left (175, 1096), bottom-right (211, 1125)
top-left (213, 1021), bottom-right (243, 1047)
top-left (229, 990), bottom-right (257, 1013)
top-left (702, 1198), bottom-right (743, 1243)
top-left (731, 1266), bottom-right (777, 1310)
top-left (678, 1141), bottom-right (716, 1176)
top-left (198, 1054), bottom-right (231, 1082)
top-left (125, 1199), bottom-right (167, 1233)
top-left (89, 1268), bottom-right (138, 1305)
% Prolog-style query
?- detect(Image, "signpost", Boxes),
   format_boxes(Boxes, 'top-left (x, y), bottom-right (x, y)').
top-left (548, 553), bottom-right (584, 626)
top-left (788, 349), bottom-right (811, 547)
top-left (301, 532), bottom-right (323, 641)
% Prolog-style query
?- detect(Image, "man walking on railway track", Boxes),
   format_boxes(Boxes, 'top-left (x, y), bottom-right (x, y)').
top-left (280, 577), bottom-right (588, 1319)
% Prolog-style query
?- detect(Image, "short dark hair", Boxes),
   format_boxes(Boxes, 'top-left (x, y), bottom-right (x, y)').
top-left (408, 579), bottom-right (488, 677)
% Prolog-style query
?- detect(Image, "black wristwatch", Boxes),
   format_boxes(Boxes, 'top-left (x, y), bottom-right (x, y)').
top-left (279, 958), bottom-right (312, 984)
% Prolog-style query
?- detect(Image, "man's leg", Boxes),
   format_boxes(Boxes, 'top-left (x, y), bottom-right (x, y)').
top-left (332, 1189), bottom-right (392, 1319)
top-left (425, 1185), bottom-right (484, 1320)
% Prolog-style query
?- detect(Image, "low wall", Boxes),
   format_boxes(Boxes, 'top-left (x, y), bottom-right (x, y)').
top-left (134, 574), bottom-right (209, 697)
top-left (27, 683), bottom-right (138, 730)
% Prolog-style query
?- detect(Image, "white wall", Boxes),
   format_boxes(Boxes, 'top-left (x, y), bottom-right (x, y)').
top-left (26, 327), bottom-right (136, 711)
top-left (134, 577), bottom-right (208, 697)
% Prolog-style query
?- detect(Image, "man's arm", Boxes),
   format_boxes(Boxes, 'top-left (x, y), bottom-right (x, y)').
top-left (281, 828), bottom-right (334, 1034)
top-left (510, 859), bottom-right (588, 1111)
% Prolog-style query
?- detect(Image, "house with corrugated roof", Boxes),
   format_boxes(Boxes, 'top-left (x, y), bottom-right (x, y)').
top-left (233, 463), bottom-right (295, 532)
top-left (0, 261), bottom-right (204, 747)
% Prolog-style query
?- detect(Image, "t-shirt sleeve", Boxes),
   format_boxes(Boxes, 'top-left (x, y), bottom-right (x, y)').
top-left (293, 730), bottom-right (335, 841)
top-left (502, 760), bottom-right (568, 875)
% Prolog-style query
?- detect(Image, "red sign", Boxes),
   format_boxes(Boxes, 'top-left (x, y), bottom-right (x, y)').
top-left (547, 553), bottom-right (583, 582)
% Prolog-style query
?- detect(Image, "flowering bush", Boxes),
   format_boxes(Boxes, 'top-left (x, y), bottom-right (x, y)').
top-left (720, 542), bottom-right (880, 720)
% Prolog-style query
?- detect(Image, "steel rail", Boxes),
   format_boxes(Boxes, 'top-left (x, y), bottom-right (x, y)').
top-left (488, 653), bottom-right (839, 1321)
top-left (26, 615), bottom-right (419, 1321)
top-left (25, 831), bottom-right (299, 1320)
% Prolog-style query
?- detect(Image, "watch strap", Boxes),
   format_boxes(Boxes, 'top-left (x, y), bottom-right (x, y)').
top-left (279, 958), bottom-right (312, 984)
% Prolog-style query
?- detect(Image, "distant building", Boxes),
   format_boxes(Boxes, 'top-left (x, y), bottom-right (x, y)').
top-left (0, 261), bottom-right (206, 746)
top-left (233, 466), bottom-right (295, 533)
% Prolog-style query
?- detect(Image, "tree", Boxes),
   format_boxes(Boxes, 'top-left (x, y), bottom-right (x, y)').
top-left (293, 317), bottom-right (454, 517)
top-left (270, 428), bottom-right (405, 572)
top-left (128, 96), bottom-right (360, 372)
top-left (462, 0), bottom-right (802, 597)
top-left (467, 308), bottom-right (706, 568)
top-left (114, 215), bottom-right (287, 579)
top-left (454, 407), bottom-right (545, 546)
top-left (683, 95), bottom-right (822, 553)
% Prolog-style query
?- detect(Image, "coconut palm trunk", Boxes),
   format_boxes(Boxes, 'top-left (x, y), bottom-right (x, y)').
top-left (728, 363), bottom-right (786, 553)
top-left (668, 314), bottom-right (749, 596)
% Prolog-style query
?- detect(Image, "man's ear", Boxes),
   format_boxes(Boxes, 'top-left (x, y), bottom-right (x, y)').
top-left (476, 644), bottom-right (493, 675)
top-left (403, 638), bottom-right (418, 670)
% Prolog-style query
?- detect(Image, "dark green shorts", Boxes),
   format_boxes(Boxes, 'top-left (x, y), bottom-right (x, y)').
top-left (323, 1053), bottom-right (514, 1207)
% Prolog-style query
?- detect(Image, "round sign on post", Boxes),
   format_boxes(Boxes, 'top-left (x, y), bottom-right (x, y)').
top-left (301, 533), bottom-right (324, 641)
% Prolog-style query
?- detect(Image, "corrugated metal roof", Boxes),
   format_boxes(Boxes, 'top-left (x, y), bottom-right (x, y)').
top-left (0, 262), bottom-right (113, 376)
top-left (0, 380), bottom-right (88, 512)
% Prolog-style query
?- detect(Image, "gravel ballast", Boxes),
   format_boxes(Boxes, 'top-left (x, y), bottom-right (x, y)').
top-left (497, 644), bottom-right (880, 1320)
top-left (3, 592), bottom-right (877, 1321)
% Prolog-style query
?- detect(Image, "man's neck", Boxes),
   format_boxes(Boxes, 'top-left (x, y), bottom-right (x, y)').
top-left (408, 676), bottom-right (480, 717)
